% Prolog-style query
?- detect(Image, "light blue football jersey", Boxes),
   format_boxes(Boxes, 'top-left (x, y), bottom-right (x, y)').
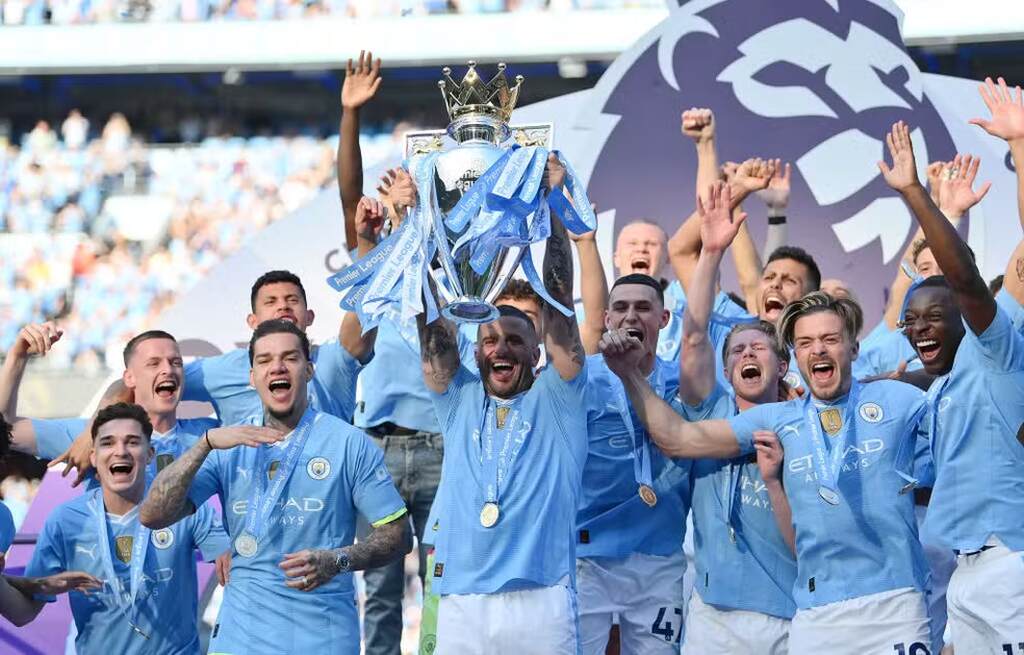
top-left (657, 281), bottom-right (753, 366)
top-left (184, 342), bottom-right (365, 425)
top-left (33, 418), bottom-right (219, 489)
top-left (187, 407), bottom-right (406, 654)
top-left (995, 287), bottom-right (1024, 334)
top-left (727, 380), bottom-right (931, 609)
top-left (853, 325), bottom-right (922, 379)
top-left (25, 493), bottom-right (227, 655)
top-left (921, 308), bottom-right (1024, 552)
top-left (429, 363), bottom-right (589, 596)
top-left (675, 383), bottom-right (797, 619)
top-left (0, 501), bottom-right (14, 552)
top-left (577, 354), bottom-right (690, 559)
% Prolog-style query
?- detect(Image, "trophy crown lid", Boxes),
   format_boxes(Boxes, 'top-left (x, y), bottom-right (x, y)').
top-left (438, 61), bottom-right (524, 124)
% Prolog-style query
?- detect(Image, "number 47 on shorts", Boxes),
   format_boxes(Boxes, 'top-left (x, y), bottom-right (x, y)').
top-left (650, 607), bottom-right (683, 644)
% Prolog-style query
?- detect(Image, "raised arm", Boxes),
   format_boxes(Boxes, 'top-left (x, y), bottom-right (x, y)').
top-left (724, 159), bottom-right (773, 310)
top-left (279, 517), bottom-right (407, 592)
top-left (417, 306), bottom-right (461, 395)
top-left (570, 221), bottom-right (609, 355)
top-left (0, 323), bottom-right (62, 454)
top-left (140, 426), bottom-right (283, 529)
top-left (756, 160), bottom-right (791, 262)
top-left (338, 50), bottom-right (382, 250)
top-left (969, 76), bottom-right (1024, 228)
top-left (669, 108), bottom-right (720, 291)
top-left (753, 430), bottom-right (796, 555)
top-left (543, 160), bottom-right (586, 381)
top-left (879, 121), bottom-right (995, 335)
top-left (600, 329), bottom-right (740, 459)
top-left (339, 196), bottom-right (387, 362)
top-left (680, 182), bottom-right (747, 406)
top-left (47, 378), bottom-right (132, 487)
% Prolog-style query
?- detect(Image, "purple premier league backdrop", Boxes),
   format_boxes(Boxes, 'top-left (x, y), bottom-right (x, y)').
top-left (586, 0), bottom-right (959, 324)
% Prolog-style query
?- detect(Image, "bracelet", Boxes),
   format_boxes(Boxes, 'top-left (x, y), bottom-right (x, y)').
top-left (767, 214), bottom-right (787, 225)
top-left (205, 431), bottom-right (213, 450)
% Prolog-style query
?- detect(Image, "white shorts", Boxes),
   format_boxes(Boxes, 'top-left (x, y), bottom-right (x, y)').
top-left (436, 583), bottom-right (577, 655)
top-left (789, 587), bottom-right (932, 655)
top-left (683, 513), bottom-right (696, 615)
top-left (577, 551), bottom-right (686, 655)
top-left (681, 591), bottom-right (790, 655)
top-left (946, 539), bottom-right (1024, 654)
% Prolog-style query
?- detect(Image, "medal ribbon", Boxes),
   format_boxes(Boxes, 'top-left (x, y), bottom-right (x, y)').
top-left (242, 409), bottom-right (319, 542)
top-left (613, 363), bottom-right (665, 494)
top-left (478, 395), bottom-right (526, 507)
top-left (804, 381), bottom-right (861, 503)
top-left (91, 489), bottom-right (150, 632)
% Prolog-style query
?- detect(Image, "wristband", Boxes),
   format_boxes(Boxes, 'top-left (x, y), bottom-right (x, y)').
top-left (205, 431), bottom-right (213, 450)
top-left (767, 214), bottom-right (787, 225)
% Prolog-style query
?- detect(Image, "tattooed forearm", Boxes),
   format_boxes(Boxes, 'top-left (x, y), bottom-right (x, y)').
top-left (329, 518), bottom-right (406, 574)
top-left (543, 216), bottom-right (574, 305)
top-left (417, 312), bottom-right (460, 392)
top-left (139, 437), bottom-right (211, 529)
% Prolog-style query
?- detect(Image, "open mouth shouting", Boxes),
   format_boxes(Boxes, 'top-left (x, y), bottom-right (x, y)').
top-left (629, 257), bottom-right (651, 274)
top-left (624, 327), bottom-right (645, 343)
top-left (762, 294), bottom-right (786, 320)
top-left (809, 359), bottom-right (836, 386)
top-left (268, 377), bottom-right (293, 402)
top-left (489, 359), bottom-right (518, 385)
top-left (154, 378), bottom-right (179, 400)
top-left (738, 362), bottom-right (763, 384)
top-left (914, 338), bottom-right (942, 364)
top-left (108, 460), bottom-right (135, 484)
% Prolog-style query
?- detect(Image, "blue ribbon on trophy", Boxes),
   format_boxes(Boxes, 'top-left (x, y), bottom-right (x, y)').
top-left (326, 61), bottom-right (595, 325)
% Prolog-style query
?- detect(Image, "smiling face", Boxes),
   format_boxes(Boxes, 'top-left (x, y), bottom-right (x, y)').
top-left (91, 418), bottom-right (152, 496)
top-left (250, 331), bottom-right (313, 420)
top-left (476, 316), bottom-right (540, 399)
top-left (757, 258), bottom-right (813, 322)
top-left (247, 282), bottom-right (314, 332)
top-left (613, 222), bottom-right (667, 278)
top-left (724, 328), bottom-right (787, 403)
top-left (604, 283), bottom-right (669, 362)
top-left (903, 285), bottom-right (965, 375)
top-left (123, 337), bottom-right (182, 418)
top-left (913, 246), bottom-right (942, 278)
top-left (792, 310), bottom-right (858, 401)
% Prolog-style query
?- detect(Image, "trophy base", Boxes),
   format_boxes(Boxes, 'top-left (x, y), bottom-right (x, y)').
top-left (442, 298), bottom-right (499, 324)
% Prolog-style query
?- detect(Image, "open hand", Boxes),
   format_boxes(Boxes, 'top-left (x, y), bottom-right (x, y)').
top-left (48, 430), bottom-right (94, 488)
top-left (698, 181), bottom-right (746, 253)
top-left (969, 76), bottom-right (1024, 144)
top-left (33, 571), bottom-right (103, 596)
top-left (206, 426), bottom-right (285, 450)
top-left (341, 50), bottom-right (382, 110)
top-left (877, 121), bottom-right (920, 193)
top-left (936, 154), bottom-right (991, 218)
top-left (754, 159), bottom-right (791, 213)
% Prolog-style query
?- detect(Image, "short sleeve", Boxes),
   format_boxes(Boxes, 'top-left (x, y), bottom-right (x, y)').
top-left (187, 452), bottom-right (223, 512)
top-left (726, 403), bottom-right (777, 456)
top-left (996, 288), bottom-right (1024, 333)
top-left (430, 365), bottom-right (481, 434)
top-left (182, 358), bottom-right (214, 403)
top-left (189, 502), bottom-right (231, 562)
top-left (674, 382), bottom-right (733, 422)
top-left (24, 516), bottom-right (66, 602)
top-left (347, 432), bottom-right (407, 526)
top-left (972, 307), bottom-right (1024, 372)
top-left (312, 341), bottom-right (365, 420)
top-left (32, 418), bottom-right (87, 460)
top-left (0, 502), bottom-right (15, 552)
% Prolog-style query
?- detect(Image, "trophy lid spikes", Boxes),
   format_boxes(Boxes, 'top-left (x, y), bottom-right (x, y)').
top-left (438, 61), bottom-right (524, 125)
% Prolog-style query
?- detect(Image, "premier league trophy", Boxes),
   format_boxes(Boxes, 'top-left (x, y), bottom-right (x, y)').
top-left (328, 62), bottom-right (594, 326)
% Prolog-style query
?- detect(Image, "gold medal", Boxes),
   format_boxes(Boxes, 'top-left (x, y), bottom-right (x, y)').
top-left (638, 484), bottom-right (658, 507)
top-left (479, 502), bottom-right (500, 528)
top-left (495, 406), bottom-right (509, 429)
top-left (818, 408), bottom-right (843, 436)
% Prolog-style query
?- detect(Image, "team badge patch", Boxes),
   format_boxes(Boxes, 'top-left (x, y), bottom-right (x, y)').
top-left (859, 402), bottom-right (884, 423)
top-left (818, 408), bottom-right (843, 436)
top-left (784, 372), bottom-right (802, 390)
top-left (268, 460), bottom-right (280, 480)
top-left (152, 529), bottom-right (175, 550)
top-left (307, 457), bottom-right (331, 480)
top-left (156, 453), bottom-right (175, 472)
top-left (115, 536), bottom-right (134, 563)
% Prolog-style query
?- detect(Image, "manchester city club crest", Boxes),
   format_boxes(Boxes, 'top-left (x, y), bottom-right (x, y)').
top-left (115, 535), bottom-right (134, 563)
top-left (152, 528), bottom-right (175, 550)
top-left (307, 457), bottom-right (331, 480)
top-left (859, 402), bottom-right (884, 423)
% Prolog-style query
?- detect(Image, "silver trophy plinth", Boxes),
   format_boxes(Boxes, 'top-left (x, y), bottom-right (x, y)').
top-left (405, 62), bottom-right (551, 323)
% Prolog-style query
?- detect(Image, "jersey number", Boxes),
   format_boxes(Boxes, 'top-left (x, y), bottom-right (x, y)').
top-left (651, 607), bottom-right (683, 644)
top-left (892, 643), bottom-right (930, 655)
top-left (1001, 644), bottom-right (1024, 655)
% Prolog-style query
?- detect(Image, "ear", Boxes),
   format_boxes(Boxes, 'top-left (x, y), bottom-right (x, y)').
top-left (659, 308), bottom-right (670, 330)
top-left (850, 340), bottom-right (860, 362)
top-left (123, 368), bottom-right (136, 391)
top-left (304, 309), bottom-right (315, 327)
top-left (304, 360), bottom-right (314, 381)
top-left (778, 355), bottom-right (789, 377)
top-left (603, 309), bottom-right (611, 331)
top-left (531, 344), bottom-right (541, 369)
top-left (246, 313), bottom-right (258, 330)
top-left (249, 367), bottom-right (256, 389)
top-left (145, 445), bottom-right (154, 464)
top-left (89, 446), bottom-right (97, 470)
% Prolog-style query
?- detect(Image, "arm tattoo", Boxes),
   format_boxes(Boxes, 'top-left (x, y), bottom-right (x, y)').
top-left (139, 438), bottom-right (212, 529)
top-left (1017, 256), bottom-right (1023, 283)
top-left (417, 313), bottom-right (460, 387)
top-left (543, 217), bottom-right (574, 305)
top-left (317, 518), bottom-right (406, 578)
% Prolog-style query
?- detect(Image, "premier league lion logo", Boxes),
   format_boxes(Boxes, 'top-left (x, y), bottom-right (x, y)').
top-left (585, 0), bottom-right (956, 323)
